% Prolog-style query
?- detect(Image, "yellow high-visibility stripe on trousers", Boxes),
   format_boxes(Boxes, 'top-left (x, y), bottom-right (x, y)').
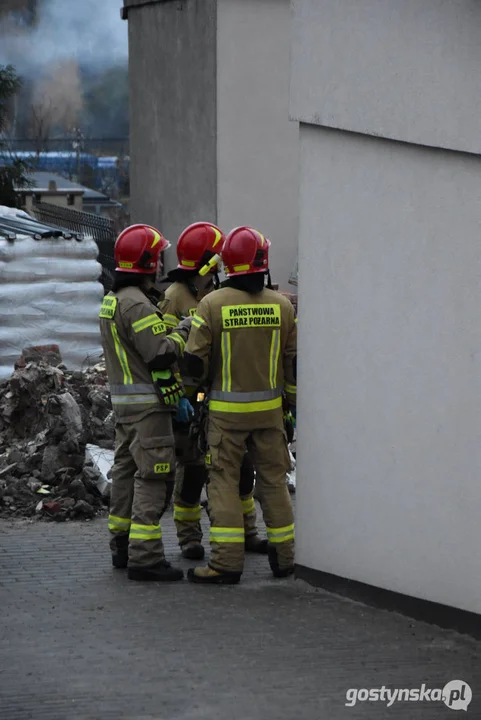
top-left (110, 324), bottom-right (133, 385)
top-left (173, 504), bottom-right (202, 522)
top-left (266, 523), bottom-right (295, 543)
top-left (129, 523), bottom-right (162, 541)
top-left (108, 515), bottom-right (131, 532)
top-left (210, 527), bottom-right (244, 543)
top-left (241, 497), bottom-right (255, 515)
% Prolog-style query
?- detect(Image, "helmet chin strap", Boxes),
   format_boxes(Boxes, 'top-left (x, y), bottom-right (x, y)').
top-left (266, 270), bottom-right (273, 289)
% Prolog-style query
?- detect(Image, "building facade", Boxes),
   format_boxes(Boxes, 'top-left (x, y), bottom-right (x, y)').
top-left (122, 0), bottom-right (298, 288)
top-left (290, 0), bottom-right (481, 615)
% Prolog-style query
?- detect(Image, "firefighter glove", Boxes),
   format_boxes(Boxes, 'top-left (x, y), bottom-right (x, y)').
top-left (152, 370), bottom-right (185, 406)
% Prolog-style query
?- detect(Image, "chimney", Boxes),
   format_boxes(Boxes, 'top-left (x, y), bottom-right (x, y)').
top-left (48, 180), bottom-right (57, 192)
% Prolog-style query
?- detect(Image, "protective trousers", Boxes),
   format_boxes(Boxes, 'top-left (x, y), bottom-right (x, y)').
top-left (108, 411), bottom-right (176, 568)
top-left (173, 425), bottom-right (259, 547)
top-left (206, 416), bottom-right (295, 574)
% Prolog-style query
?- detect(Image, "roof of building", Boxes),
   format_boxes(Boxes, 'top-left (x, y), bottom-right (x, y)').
top-left (17, 171), bottom-right (113, 203)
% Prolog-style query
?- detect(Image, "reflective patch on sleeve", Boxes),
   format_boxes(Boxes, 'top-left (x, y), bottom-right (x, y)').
top-left (99, 296), bottom-right (118, 319)
top-left (152, 322), bottom-right (166, 335)
top-left (221, 304), bottom-right (281, 329)
top-left (132, 314), bottom-right (162, 333)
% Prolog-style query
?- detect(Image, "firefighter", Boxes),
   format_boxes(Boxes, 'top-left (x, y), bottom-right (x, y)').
top-left (99, 224), bottom-right (192, 582)
top-left (183, 226), bottom-right (297, 584)
top-left (158, 222), bottom-right (267, 559)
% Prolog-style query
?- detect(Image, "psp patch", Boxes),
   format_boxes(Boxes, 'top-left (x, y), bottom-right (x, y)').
top-left (154, 463), bottom-right (171, 474)
top-left (151, 322), bottom-right (166, 335)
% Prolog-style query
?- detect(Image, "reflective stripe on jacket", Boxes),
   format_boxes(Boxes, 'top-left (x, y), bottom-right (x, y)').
top-left (184, 286), bottom-right (297, 429)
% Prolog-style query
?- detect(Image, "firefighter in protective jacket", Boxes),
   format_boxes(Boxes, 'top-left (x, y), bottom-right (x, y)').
top-left (158, 222), bottom-right (267, 559)
top-left (99, 224), bottom-right (192, 582)
top-left (184, 226), bottom-right (297, 584)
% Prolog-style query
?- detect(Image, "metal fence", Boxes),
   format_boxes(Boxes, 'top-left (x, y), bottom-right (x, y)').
top-left (32, 202), bottom-right (116, 291)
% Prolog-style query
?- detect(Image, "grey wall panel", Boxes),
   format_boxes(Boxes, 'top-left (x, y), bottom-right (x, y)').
top-left (295, 124), bottom-right (481, 613)
top-left (290, 0), bottom-right (481, 154)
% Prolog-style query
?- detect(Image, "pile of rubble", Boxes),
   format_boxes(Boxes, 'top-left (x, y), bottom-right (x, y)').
top-left (0, 346), bottom-right (113, 521)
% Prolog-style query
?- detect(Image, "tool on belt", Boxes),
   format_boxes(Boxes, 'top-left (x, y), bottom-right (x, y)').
top-left (282, 394), bottom-right (296, 444)
top-left (189, 390), bottom-right (210, 454)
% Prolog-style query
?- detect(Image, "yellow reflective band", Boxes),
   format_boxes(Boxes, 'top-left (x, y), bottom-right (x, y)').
top-left (129, 522), bottom-right (162, 541)
top-left (170, 332), bottom-right (185, 352)
top-left (150, 229), bottom-right (162, 248)
top-left (99, 295), bottom-right (118, 319)
top-left (241, 497), bottom-right (255, 515)
top-left (212, 227), bottom-right (223, 247)
top-left (180, 260), bottom-right (196, 267)
top-left (266, 523), bottom-right (295, 543)
top-left (233, 264), bottom-right (250, 272)
top-left (222, 304), bottom-right (281, 330)
top-left (111, 324), bottom-right (133, 385)
top-left (205, 453), bottom-right (212, 465)
top-left (254, 230), bottom-right (266, 246)
top-left (210, 527), bottom-right (245, 543)
top-left (209, 396), bottom-right (282, 413)
top-left (108, 515), bottom-right (131, 531)
top-left (221, 331), bottom-right (231, 393)
top-left (154, 463), bottom-right (171, 474)
top-left (111, 394), bottom-right (159, 405)
top-left (163, 313), bottom-right (179, 328)
top-left (129, 531), bottom-right (162, 540)
top-left (269, 329), bottom-right (281, 389)
top-left (192, 315), bottom-right (205, 328)
top-left (173, 504), bottom-right (202, 521)
top-left (284, 383), bottom-right (297, 395)
top-left (132, 314), bottom-right (161, 333)
top-left (294, 317), bottom-right (298, 324)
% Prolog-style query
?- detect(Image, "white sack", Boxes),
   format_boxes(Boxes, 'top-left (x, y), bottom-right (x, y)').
top-left (0, 219), bottom-right (103, 379)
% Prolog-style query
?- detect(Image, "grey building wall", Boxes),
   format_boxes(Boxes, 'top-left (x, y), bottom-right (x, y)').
top-left (217, 0), bottom-right (299, 289)
top-left (291, 0), bottom-right (481, 614)
top-left (124, 0), bottom-right (217, 268)
top-left (124, 0), bottom-right (298, 284)
top-left (290, 0), bottom-right (481, 154)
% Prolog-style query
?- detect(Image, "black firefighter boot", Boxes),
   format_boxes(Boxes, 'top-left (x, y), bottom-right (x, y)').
top-left (245, 535), bottom-right (268, 554)
top-left (112, 534), bottom-right (129, 569)
top-left (268, 544), bottom-right (294, 579)
top-left (128, 560), bottom-right (184, 582)
top-left (181, 542), bottom-right (205, 560)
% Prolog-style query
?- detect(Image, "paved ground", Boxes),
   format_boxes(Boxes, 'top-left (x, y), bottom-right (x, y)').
top-left (1, 503), bottom-right (480, 720)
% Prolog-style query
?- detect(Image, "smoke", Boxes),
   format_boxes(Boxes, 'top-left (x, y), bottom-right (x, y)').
top-left (0, 0), bottom-right (127, 75)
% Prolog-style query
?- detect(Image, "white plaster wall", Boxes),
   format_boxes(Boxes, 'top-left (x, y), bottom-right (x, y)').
top-left (290, 0), bottom-right (481, 155)
top-left (217, 0), bottom-right (299, 290)
top-left (295, 125), bottom-right (481, 614)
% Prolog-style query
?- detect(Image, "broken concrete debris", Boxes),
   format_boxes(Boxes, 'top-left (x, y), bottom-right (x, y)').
top-left (0, 350), bottom-right (114, 521)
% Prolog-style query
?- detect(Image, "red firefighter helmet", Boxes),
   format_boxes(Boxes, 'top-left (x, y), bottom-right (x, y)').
top-left (176, 222), bottom-right (225, 275)
top-left (222, 226), bottom-right (271, 276)
top-left (114, 224), bottom-right (170, 274)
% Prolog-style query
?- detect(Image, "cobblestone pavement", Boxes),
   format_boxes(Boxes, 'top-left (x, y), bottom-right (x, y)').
top-left (1, 503), bottom-right (480, 720)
